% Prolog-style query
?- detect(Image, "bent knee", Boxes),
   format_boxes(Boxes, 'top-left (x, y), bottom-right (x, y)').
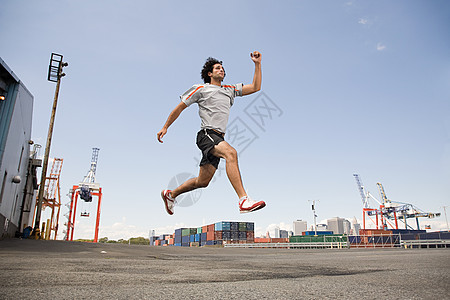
top-left (225, 147), bottom-right (238, 161)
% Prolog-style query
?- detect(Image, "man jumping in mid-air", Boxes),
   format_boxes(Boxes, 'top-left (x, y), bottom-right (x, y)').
top-left (157, 51), bottom-right (266, 215)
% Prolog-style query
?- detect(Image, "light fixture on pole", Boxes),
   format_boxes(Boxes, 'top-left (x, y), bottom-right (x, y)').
top-left (309, 200), bottom-right (319, 236)
top-left (33, 53), bottom-right (68, 238)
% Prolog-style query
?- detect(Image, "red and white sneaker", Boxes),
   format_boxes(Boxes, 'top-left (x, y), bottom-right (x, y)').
top-left (161, 190), bottom-right (175, 215)
top-left (239, 196), bottom-right (266, 213)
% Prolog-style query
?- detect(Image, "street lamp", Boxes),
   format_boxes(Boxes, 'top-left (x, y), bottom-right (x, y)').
top-left (33, 53), bottom-right (68, 238)
top-left (309, 200), bottom-right (319, 236)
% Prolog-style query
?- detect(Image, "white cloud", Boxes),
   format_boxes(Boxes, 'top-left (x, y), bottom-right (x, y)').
top-left (377, 43), bottom-right (386, 51)
top-left (358, 18), bottom-right (368, 25)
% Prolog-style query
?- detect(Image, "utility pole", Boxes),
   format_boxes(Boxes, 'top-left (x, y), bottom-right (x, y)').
top-left (33, 53), bottom-right (68, 237)
top-left (309, 200), bottom-right (319, 236)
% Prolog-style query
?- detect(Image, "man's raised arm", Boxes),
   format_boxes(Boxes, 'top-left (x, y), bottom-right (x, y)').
top-left (242, 51), bottom-right (262, 96)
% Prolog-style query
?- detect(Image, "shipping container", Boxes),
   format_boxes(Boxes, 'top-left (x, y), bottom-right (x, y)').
top-left (174, 243), bottom-right (181, 247)
top-left (207, 231), bottom-right (215, 241)
top-left (201, 232), bottom-right (207, 241)
top-left (231, 231), bottom-right (239, 240)
top-left (182, 236), bottom-right (190, 244)
top-left (440, 232), bottom-right (450, 239)
top-left (215, 231), bottom-right (223, 240)
top-left (389, 229), bottom-right (426, 235)
top-left (175, 235), bottom-right (182, 244)
top-left (238, 231), bottom-right (247, 240)
top-left (181, 243), bottom-right (189, 247)
top-left (182, 228), bottom-right (191, 236)
top-left (290, 235), bottom-right (348, 243)
top-left (207, 224), bottom-right (215, 232)
top-left (359, 229), bottom-right (392, 236)
top-left (215, 221), bottom-right (231, 231)
top-left (190, 235), bottom-right (195, 243)
top-left (197, 227), bottom-right (202, 234)
top-left (419, 232), bottom-right (440, 240)
top-left (202, 225), bottom-right (208, 233)
top-left (348, 236), bottom-right (361, 244)
top-left (399, 233), bottom-right (416, 241)
top-left (239, 222), bottom-right (247, 231)
top-left (222, 231), bottom-right (231, 240)
top-left (303, 231), bottom-right (333, 236)
top-left (246, 222), bottom-right (254, 231)
top-left (175, 228), bottom-right (185, 236)
top-left (270, 238), bottom-right (288, 243)
top-left (190, 242), bottom-right (199, 247)
top-left (255, 238), bottom-right (270, 243)
top-left (365, 235), bottom-right (397, 245)
top-left (231, 222), bottom-right (239, 231)
top-left (205, 240), bottom-right (223, 246)
top-left (246, 231), bottom-right (254, 239)
top-left (195, 233), bottom-right (200, 242)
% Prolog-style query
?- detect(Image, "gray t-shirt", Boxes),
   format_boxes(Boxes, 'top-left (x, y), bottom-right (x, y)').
top-left (180, 83), bottom-right (243, 133)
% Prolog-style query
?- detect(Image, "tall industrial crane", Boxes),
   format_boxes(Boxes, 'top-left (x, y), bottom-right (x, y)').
top-left (353, 174), bottom-right (384, 211)
top-left (376, 182), bottom-right (441, 230)
top-left (376, 182), bottom-right (398, 230)
top-left (64, 148), bottom-right (103, 242)
top-left (354, 174), bottom-right (441, 230)
top-left (35, 158), bottom-right (63, 240)
top-left (353, 174), bottom-right (383, 230)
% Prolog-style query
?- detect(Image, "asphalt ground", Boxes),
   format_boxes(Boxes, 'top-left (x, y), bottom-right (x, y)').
top-left (0, 239), bottom-right (449, 300)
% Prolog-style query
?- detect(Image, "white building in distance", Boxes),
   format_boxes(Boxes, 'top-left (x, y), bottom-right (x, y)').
top-left (293, 220), bottom-right (307, 236)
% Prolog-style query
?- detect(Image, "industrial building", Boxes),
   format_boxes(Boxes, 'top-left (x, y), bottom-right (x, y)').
top-left (0, 58), bottom-right (40, 238)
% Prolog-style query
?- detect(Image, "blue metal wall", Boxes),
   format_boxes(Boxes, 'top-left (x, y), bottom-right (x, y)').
top-left (0, 57), bottom-right (34, 238)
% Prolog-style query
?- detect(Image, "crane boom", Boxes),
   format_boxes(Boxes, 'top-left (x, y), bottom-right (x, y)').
top-left (376, 182), bottom-right (389, 205)
top-left (81, 148), bottom-right (100, 184)
top-left (353, 174), bottom-right (369, 208)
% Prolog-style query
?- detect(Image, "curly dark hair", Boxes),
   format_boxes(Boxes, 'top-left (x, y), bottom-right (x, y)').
top-left (201, 57), bottom-right (225, 83)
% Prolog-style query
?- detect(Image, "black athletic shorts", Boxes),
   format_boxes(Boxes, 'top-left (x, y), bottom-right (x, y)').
top-left (196, 129), bottom-right (225, 169)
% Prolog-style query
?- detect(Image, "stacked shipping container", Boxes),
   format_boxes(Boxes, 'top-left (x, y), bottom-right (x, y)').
top-left (154, 221), bottom-right (255, 247)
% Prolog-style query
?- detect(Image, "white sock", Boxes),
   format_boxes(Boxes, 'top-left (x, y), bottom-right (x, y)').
top-left (239, 196), bottom-right (248, 204)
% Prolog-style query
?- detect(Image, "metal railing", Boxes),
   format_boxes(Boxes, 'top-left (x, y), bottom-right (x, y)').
top-left (223, 233), bottom-right (450, 249)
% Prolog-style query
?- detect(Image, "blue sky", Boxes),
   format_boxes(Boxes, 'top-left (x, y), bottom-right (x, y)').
top-left (1, 0), bottom-right (449, 239)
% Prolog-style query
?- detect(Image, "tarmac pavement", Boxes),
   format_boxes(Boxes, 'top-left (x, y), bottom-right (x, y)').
top-left (0, 239), bottom-right (449, 299)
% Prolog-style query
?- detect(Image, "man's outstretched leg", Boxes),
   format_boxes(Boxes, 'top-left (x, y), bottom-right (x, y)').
top-left (161, 164), bottom-right (216, 215)
top-left (211, 141), bottom-right (266, 213)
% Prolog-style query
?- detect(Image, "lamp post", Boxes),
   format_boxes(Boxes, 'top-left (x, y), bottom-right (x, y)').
top-left (309, 200), bottom-right (319, 236)
top-left (33, 53), bottom-right (68, 237)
